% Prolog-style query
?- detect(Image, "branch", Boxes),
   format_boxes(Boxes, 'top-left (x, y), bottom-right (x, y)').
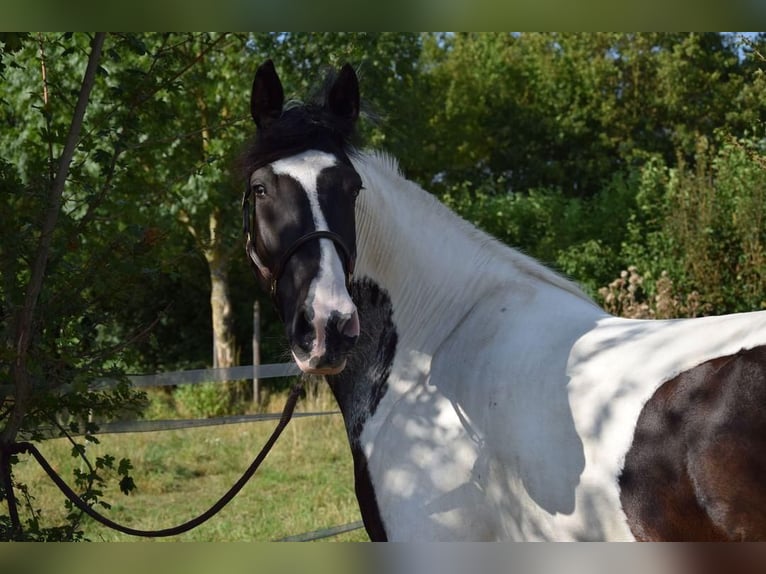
top-left (1, 33), bottom-right (106, 446)
top-left (81, 303), bottom-right (169, 365)
top-left (37, 33), bottom-right (54, 184)
top-left (177, 208), bottom-right (200, 243)
top-left (148, 33), bottom-right (228, 105)
top-left (83, 33), bottom-right (234, 145)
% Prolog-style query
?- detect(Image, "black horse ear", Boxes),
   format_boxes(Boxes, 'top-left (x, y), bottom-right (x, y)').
top-left (327, 63), bottom-right (359, 125)
top-left (251, 59), bottom-right (284, 128)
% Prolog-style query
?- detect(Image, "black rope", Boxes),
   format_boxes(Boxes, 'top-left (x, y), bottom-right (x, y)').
top-left (1, 381), bottom-right (303, 539)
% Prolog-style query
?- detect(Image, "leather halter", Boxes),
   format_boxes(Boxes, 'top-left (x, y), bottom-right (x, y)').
top-left (242, 187), bottom-right (356, 301)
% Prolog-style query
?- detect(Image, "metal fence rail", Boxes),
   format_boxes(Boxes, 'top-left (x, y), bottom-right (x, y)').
top-left (34, 362), bottom-right (325, 437)
top-left (0, 363), bottom-right (302, 396)
top-left (45, 410), bottom-right (341, 436)
top-left (275, 520), bottom-right (365, 542)
top-left (117, 362), bottom-right (301, 389)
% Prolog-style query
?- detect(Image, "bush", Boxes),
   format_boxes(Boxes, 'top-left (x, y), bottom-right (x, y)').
top-left (621, 133), bottom-right (766, 315)
top-left (598, 266), bottom-right (710, 319)
top-left (442, 172), bottom-right (638, 298)
top-left (173, 383), bottom-right (234, 419)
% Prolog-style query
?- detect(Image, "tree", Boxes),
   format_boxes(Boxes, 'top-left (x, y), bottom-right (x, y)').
top-left (0, 32), bottom-right (147, 540)
top-left (137, 33), bottom-right (253, 371)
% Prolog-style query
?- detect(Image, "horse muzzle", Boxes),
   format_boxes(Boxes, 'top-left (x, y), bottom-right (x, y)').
top-left (290, 305), bottom-right (359, 375)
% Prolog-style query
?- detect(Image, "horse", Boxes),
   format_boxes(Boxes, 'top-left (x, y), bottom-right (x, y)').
top-left (240, 60), bottom-right (766, 541)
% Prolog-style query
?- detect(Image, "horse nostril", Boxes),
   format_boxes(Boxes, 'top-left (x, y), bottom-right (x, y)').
top-left (339, 312), bottom-right (360, 341)
top-left (329, 312), bottom-right (359, 348)
top-left (292, 307), bottom-right (314, 352)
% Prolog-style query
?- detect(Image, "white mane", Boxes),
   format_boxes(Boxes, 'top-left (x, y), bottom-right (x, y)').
top-left (352, 150), bottom-right (595, 308)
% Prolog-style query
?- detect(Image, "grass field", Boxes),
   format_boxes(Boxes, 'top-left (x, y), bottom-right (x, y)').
top-left (11, 388), bottom-right (369, 542)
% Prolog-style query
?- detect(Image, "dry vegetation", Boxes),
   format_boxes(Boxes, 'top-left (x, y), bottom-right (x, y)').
top-left (599, 266), bottom-right (710, 319)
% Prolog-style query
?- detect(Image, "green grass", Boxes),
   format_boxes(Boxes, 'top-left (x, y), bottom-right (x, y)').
top-left (11, 389), bottom-right (369, 542)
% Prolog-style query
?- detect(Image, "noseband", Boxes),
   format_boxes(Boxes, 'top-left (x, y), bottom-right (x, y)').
top-left (242, 187), bottom-right (356, 302)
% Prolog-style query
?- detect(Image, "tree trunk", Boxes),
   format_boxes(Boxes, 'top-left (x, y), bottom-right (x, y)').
top-left (205, 208), bottom-right (237, 370)
top-left (191, 69), bottom-right (238, 375)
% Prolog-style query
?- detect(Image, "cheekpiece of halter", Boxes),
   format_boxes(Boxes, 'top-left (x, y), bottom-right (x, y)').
top-left (242, 187), bottom-right (273, 288)
top-left (241, 186), bottom-right (356, 304)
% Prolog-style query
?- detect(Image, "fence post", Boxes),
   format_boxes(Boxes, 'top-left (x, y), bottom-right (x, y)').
top-left (253, 300), bottom-right (261, 406)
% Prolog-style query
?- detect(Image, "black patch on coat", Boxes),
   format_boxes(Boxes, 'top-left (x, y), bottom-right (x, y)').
top-left (326, 278), bottom-right (397, 542)
top-left (619, 345), bottom-right (766, 541)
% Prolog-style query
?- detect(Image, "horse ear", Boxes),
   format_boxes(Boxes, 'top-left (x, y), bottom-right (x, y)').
top-left (251, 59), bottom-right (284, 129)
top-left (327, 63), bottom-right (359, 125)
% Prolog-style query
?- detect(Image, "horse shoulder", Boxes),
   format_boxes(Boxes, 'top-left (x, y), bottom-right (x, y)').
top-left (425, 288), bottom-right (605, 537)
top-left (358, 353), bottom-right (497, 540)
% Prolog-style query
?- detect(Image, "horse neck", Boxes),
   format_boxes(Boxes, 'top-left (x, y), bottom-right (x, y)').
top-left (351, 152), bottom-right (599, 354)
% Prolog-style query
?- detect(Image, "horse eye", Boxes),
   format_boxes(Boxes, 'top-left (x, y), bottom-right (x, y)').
top-left (252, 183), bottom-right (267, 197)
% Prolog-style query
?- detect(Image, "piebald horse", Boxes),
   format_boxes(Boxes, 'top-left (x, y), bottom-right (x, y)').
top-left (241, 60), bottom-right (766, 541)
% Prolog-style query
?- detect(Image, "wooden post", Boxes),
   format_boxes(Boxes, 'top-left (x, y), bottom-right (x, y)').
top-left (252, 300), bottom-right (261, 406)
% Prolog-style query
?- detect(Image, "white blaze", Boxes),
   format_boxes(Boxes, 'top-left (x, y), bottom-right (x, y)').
top-left (271, 150), bottom-right (358, 370)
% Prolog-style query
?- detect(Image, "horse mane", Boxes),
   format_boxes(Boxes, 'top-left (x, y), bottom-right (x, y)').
top-left (355, 151), bottom-right (597, 308)
top-left (363, 149), bottom-right (403, 177)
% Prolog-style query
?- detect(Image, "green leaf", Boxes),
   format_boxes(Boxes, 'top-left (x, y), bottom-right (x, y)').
top-left (119, 475), bottom-right (136, 495)
top-left (117, 458), bottom-right (133, 475)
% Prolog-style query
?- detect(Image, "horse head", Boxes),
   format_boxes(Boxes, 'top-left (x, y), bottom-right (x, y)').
top-left (242, 60), bottom-right (362, 375)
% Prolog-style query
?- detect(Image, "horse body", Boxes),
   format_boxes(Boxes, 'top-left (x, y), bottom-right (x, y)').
top-left (243, 60), bottom-right (766, 541)
top-left (340, 152), bottom-right (766, 540)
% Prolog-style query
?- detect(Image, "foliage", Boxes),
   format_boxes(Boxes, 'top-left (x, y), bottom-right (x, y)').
top-left (417, 33), bottom-right (766, 198)
top-left (0, 32), bottom-right (251, 539)
top-left (0, 436), bottom-right (136, 541)
top-left (0, 32), bottom-right (151, 540)
top-left (425, 33), bottom-right (766, 314)
top-left (615, 133), bottom-right (766, 315)
top-left (173, 383), bottom-right (236, 419)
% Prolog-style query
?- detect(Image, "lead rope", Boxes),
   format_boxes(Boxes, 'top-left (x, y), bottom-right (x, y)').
top-left (1, 381), bottom-right (303, 539)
